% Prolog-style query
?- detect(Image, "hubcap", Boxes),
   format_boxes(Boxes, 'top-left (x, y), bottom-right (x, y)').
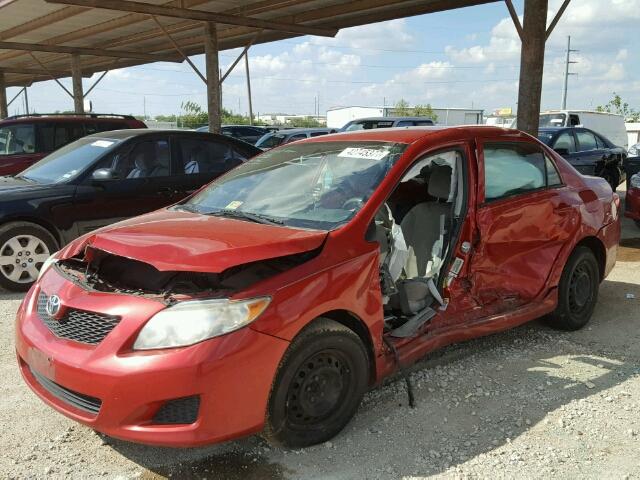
top-left (0, 235), bottom-right (50, 284)
top-left (286, 351), bottom-right (351, 426)
top-left (568, 262), bottom-right (592, 313)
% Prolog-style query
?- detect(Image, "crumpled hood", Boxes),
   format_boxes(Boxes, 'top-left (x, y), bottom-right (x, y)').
top-left (60, 209), bottom-right (327, 273)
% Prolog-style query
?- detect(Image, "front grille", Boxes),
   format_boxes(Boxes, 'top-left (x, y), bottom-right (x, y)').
top-left (153, 396), bottom-right (200, 424)
top-left (30, 367), bottom-right (102, 416)
top-left (37, 292), bottom-right (121, 345)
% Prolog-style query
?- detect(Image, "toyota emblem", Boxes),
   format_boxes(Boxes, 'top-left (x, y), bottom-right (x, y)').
top-left (45, 295), bottom-right (62, 317)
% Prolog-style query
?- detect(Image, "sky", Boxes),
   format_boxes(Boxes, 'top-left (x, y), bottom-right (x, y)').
top-left (5, 0), bottom-right (640, 118)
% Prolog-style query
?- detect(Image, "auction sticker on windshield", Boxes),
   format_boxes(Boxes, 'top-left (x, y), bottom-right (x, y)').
top-left (225, 200), bottom-right (243, 210)
top-left (91, 140), bottom-right (115, 148)
top-left (338, 147), bottom-right (389, 161)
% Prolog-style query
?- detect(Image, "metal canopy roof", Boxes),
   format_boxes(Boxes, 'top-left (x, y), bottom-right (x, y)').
top-left (0, 0), bottom-right (498, 88)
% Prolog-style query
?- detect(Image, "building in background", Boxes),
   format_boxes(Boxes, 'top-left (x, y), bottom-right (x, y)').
top-left (326, 106), bottom-right (484, 129)
top-left (256, 114), bottom-right (327, 126)
top-left (484, 107), bottom-right (516, 127)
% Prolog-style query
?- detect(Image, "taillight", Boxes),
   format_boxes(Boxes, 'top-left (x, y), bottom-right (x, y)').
top-left (612, 193), bottom-right (620, 220)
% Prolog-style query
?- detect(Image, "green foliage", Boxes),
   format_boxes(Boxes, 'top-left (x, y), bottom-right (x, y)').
top-left (394, 99), bottom-right (411, 116)
top-left (596, 92), bottom-right (640, 121)
top-left (413, 103), bottom-right (438, 122)
top-left (287, 116), bottom-right (324, 128)
top-left (179, 101), bottom-right (208, 128)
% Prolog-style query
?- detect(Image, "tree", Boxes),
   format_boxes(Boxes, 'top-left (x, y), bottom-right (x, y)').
top-left (413, 103), bottom-right (438, 122)
top-left (596, 92), bottom-right (640, 121)
top-left (288, 116), bottom-right (323, 128)
top-left (394, 98), bottom-right (411, 116)
top-left (180, 100), bottom-right (208, 128)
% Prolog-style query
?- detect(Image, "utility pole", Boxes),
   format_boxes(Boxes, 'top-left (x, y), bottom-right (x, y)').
top-left (561, 35), bottom-right (578, 109)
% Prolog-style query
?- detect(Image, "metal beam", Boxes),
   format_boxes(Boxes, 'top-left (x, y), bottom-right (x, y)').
top-left (83, 68), bottom-right (110, 98)
top-left (7, 87), bottom-right (24, 107)
top-left (151, 15), bottom-right (207, 85)
top-left (45, 0), bottom-right (339, 37)
top-left (504, 0), bottom-right (524, 41)
top-left (0, 71), bottom-right (7, 119)
top-left (28, 52), bottom-right (74, 98)
top-left (516, 0), bottom-right (548, 136)
top-left (220, 31), bottom-right (260, 84)
top-left (71, 54), bottom-right (84, 113)
top-left (204, 22), bottom-right (220, 133)
top-left (0, 40), bottom-right (179, 62)
top-left (0, 66), bottom-right (71, 76)
top-left (546, 0), bottom-right (571, 40)
top-left (245, 51), bottom-right (253, 125)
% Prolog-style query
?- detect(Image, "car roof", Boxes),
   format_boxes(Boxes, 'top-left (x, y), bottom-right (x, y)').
top-left (269, 128), bottom-right (334, 135)
top-left (84, 129), bottom-right (239, 141)
top-left (0, 114), bottom-right (138, 125)
top-left (349, 117), bottom-right (434, 122)
top-left (304, 125), bottom-right (513, 144)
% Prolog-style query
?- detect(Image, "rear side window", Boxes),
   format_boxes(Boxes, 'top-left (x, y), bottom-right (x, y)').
top-left (310, 131), bottom-right (328, 137)
top-left (576, 131), bottom-right (598, 151)
top-left (179, 138), bottom-right (247, 176)
top-left (554, 132), bottom-right (576, 153)
top-left (285, 134), bottom-right (307, 143)
top-left (0, 124), bottom-right (36, 155)
top-left (483, 143), bottom-right (551, 201)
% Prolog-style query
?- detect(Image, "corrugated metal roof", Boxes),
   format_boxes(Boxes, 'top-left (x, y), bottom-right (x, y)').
top-left (0, 0), bottom-right (498, 87)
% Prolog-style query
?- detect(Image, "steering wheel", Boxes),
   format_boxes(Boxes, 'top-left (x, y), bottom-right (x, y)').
top-left (342, 197), bottom-right (364, 210)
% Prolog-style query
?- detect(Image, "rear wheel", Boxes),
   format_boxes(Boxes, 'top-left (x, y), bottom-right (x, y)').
top-left (263, 318), bottom-right (369, 448)
top-left (546, 246), bottom-right (599, 331)
top-left (0, 222), bottom-right (57, 291)
top-left (602, 168), bottom-right (619, 192)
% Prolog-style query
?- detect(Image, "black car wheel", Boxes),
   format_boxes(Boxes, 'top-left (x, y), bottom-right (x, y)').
top-left (263, 318), bottom-right (369, 448)
top-left (602, 168), bottom-right (620, 192)
top-left (0, 222), bottom-right (58, 291)
top-left (546, 246), bottom-right (599, 331)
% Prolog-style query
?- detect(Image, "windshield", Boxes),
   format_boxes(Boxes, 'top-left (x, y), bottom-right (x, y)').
top-left (183, 141), bottom-right (407, 230)
top-left (256, 133), bottom-right (286, 149)
top-left (539, 113), bottom-right (567, 128)
top-left (0, 124), bottom-right (36, 156)
top-left (18, 136), bottom-right (120, 184)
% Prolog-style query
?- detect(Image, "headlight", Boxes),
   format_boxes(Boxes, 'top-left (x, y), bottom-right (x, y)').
top-left (37, 254), bottom-right (58, 281)
top-left (133, 297), bottom-right (271, 350)
top-left (631, 174), bottom-right (640, 189)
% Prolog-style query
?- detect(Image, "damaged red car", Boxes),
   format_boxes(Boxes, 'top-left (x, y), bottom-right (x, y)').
top-left (15, 127), bottom-right (620, 448)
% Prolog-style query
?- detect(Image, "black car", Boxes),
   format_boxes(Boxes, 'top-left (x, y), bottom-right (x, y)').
top-left (197, 125), bottom-right (273, 145)
top-left (624, 142), bottom-right (640, 189)
top-left (340, 116), bottom-right (435, 132)
top-left (0, 129), bottom-right (260, 291)
top-left (255, 128), bottom-right (338, 150)
top-left (537, 127), bottom-right (627, 190)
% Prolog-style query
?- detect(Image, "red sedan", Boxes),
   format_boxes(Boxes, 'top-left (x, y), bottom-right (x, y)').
top-left (15, 127), bottom-right (620, 448)
top-left (625, 173), bottom-right (640, 228)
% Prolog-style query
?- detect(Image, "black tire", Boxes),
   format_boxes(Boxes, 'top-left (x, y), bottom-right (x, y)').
top-left (0, 222), bottom-right (58, 292)
top-left (263, 318), bottom-right (369, 448)
top-left (546, 246), bottom-right (599, 331)
top-left (602, 169), bottom-right (619, 192)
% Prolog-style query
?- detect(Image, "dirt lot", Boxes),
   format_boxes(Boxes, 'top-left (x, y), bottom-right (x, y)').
top-left (1, 202), bottom-right (639, 480)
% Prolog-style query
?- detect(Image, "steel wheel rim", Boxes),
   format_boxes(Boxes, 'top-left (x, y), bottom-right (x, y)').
top-left (568, 261), bottom-right (593, 314)
top-left (0, 234), bottom-right (50, 284)
top-left (286, 350), bottom-right (352, 427)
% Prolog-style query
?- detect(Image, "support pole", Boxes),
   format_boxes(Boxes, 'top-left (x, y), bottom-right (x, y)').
top-left (0, 72), bottom-right (7, 119)
top-left (516, 0), bottom-right (547, 136)
top-left (71, 54), bottom-right (84, 113)
top-left (23, 87), bottom-right (29, 115)
top-left (244, 51), bottom-right (253, 126)
top-left (204, 22), bottom-right (221, 133)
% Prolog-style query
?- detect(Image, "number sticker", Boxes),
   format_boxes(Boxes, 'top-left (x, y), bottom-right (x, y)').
top-left (338, 147), bottom-right (389, 161)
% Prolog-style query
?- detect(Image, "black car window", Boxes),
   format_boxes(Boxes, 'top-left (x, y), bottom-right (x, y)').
top-left (285, 134), bottom-right (307, 144)
top-left (310, 131), bottom-right (329, 137)
top-left (483, 142), bottom-right (548, 201)
top-left (0, 123), bottom-right (36, 155)
top-left (554, 132), bottom-right (576, 153)
top-left (396, 121), bottom-right (414, 127)
top-left (569, 114), bottom-right (580, 126)
top-left (576, 131), bottom-right (598, 151)
top-left (594, 134), bottom-right (608, 149)
top-left (179, 138), bottom-right (246, 176)
top-left (415, 120), bottom-right (434, 126)
top-left (120, 139), bottom-right (171, 179)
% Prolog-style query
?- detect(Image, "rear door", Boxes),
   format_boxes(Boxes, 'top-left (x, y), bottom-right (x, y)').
top-left (574, 129), bottom-right (604, 176)
top-left (71, 134), bottom-right (180, 235)
top-left (468, 139), bottom-right (578, 315)
top-left (173, 135), bottom-right (250, 197)
top-left (0, 122), bottom-right (40, 175)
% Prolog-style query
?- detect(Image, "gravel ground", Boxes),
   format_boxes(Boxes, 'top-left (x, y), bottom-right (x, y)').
top-left (1, 198), bottom-right (639, 480)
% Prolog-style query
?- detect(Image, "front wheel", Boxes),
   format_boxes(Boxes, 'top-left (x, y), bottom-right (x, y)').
top-left (546, 246), bottom-right (599, 331)
top-left (263, 318), bottom-right (369, 448)
top-left (0, 222), bottom-right (57, 291)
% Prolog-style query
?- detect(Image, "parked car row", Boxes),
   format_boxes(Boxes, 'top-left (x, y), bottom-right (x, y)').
top-left (12, 123), bottom-right (620, 450)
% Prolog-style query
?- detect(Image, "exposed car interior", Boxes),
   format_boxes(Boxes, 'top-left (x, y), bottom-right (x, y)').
top-left (373, 149), bottom-right (465, 337)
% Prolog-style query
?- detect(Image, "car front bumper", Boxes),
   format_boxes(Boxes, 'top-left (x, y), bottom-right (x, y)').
top-left (15, 270), bottom-right (289, 447)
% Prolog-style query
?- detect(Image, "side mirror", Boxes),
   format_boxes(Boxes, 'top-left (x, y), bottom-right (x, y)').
top-left (553, 147), bottom-right (570, 156)
top-left (92, 168), bottom-right (118, 182)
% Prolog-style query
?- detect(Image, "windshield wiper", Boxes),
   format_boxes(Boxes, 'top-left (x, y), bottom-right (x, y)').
top-left (16, 175), bottom-right (38, 183)
top-left (173, 203), bottom-right (201, 214)
top-left (207, 209), bottom-right (284, 226)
